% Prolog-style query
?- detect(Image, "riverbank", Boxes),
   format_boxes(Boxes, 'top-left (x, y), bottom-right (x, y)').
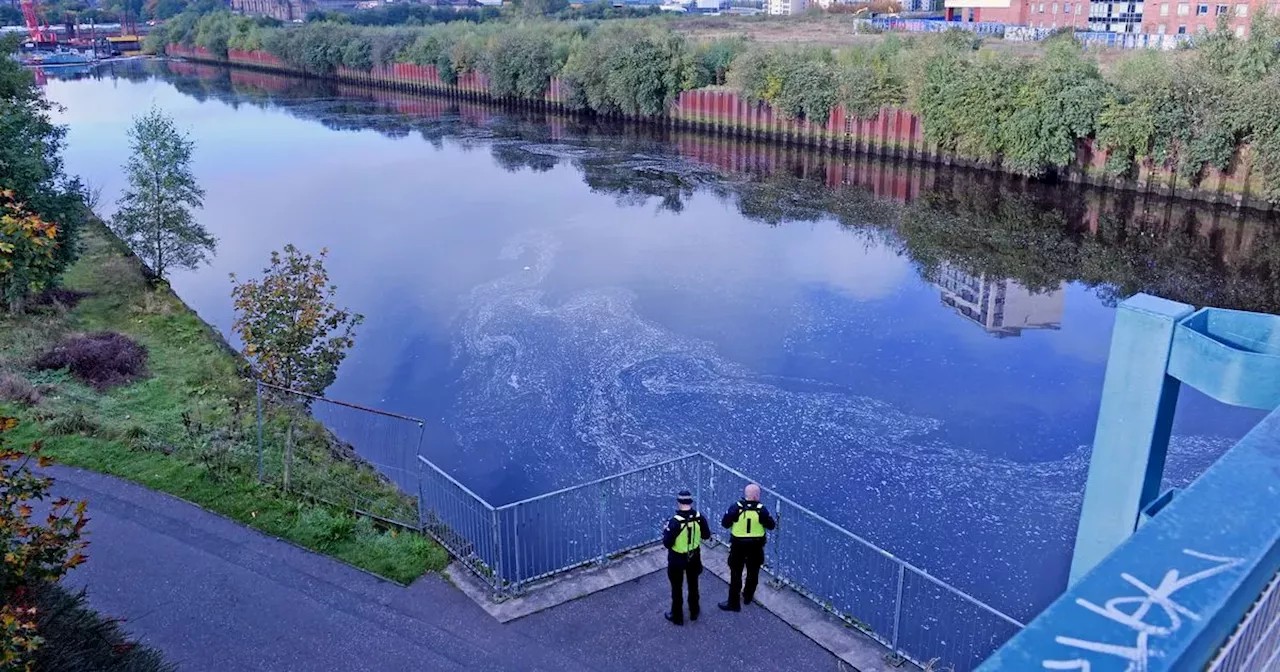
top-left (0, 221), bottom-right (447, 583)
top-left (164, 45), bottom-right (1278, 212)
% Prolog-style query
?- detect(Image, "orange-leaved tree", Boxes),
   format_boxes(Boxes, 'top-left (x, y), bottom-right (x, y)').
top-left (0, 190), bottom-right (61, 315)
top-left (0, 417), bottom-right (89, 671)
top-left (230, 245), bottom-right (362, 490)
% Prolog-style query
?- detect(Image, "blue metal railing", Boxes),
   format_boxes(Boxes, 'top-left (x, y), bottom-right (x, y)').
top-left (258, 380), bottom-right (1024, 669)
top-left (417, 450), bottom-right (1023, 670)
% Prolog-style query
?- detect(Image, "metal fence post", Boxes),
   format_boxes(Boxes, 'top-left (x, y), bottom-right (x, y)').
top-left (695, 455), bottom-right (703, 515)
top-left (512, 505), bottom-right (522, 593)
top-left (413, 421), bottom-right (426, 530)
top-left (598, 484), bottom-right (608, 565)
top-left (492, 508), bottom-right (504, 594)
top-left (416, 451), bottom-right (426, 532)
top-left (892, 563), bottom-right (906, 654)
top-left (255, 380), bottom-right (264, 483)
top-left (772, 496), bottom-right (783, 570)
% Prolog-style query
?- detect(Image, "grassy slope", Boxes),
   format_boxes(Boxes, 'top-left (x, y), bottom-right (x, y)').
top-left (0, 222), bottom-right (447, 583)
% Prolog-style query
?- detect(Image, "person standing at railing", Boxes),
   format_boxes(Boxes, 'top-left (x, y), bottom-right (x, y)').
top-left (662, 490), bottom-right (711, 626)
top-left (718, 483), bottom-right (776, 612)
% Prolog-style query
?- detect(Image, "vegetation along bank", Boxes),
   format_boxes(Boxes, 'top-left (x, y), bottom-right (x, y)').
top-left (0, 35), bottom-right (447, 595)
top-left (151, 13), bottom-right (1280, 206)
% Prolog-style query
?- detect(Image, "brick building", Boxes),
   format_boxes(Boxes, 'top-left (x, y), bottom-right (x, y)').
top-left (1141, 0), bottom-right (1277, 35)
top-left (944, 0), bottom-right (1089, 28)
top-left (944, 0), bottom-right (1276, 33)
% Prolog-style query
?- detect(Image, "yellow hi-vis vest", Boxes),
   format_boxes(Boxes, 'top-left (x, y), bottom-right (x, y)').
top-left (670, 513), bottom-right (703, 554)
top-left (731, 501), bottom-right (766, 538)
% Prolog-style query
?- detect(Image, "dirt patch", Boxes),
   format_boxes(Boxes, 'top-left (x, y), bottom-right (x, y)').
top-left (34, 287), bottom-right (92, 309)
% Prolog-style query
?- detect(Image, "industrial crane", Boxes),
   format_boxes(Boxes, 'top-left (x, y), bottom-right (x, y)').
top-left (20, 0), bottom-right (58, 45)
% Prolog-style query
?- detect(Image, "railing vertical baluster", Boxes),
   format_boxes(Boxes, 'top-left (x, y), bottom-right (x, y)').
top-left (598, 482), bottom-right (608, 565)
top-left (492, 507), bottom-right (503, 593)
top-left (773, 496), bottom-right (783, 572)
top-left (695, 456), bottom-right (703, 518)
top-left (892, 563), bottom-right (906, 655)
top-left (513, 505), bottom-right (522, 592)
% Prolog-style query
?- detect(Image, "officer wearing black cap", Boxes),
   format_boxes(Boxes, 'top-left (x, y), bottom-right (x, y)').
top-left (662, 490), bottom-right (711, 625)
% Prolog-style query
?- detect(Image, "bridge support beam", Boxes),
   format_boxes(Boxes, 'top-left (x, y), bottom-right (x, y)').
top-left (1069, 294), bottom-right (1194, 584)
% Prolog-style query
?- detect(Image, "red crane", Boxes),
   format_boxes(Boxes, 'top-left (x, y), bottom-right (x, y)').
top-left (20, 0), bottom-right (58, 45)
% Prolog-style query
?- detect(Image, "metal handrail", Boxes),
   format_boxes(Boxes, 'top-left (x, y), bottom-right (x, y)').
top-left (490, 449), bottom-right (1024, 630)
top-left (495, 452), bottom-right (702, 510)
top-left (266, 380), bottom-right (1024, 668)
top-left (417, 454), bottom-right (496, 512)
top-left (702, 452), bottom-right (1024, 628)
top-left (257, 380), bottom-right (427, 423)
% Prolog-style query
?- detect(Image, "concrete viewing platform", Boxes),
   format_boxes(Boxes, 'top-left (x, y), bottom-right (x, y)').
top-left (55, 462), bottom-right (881, 671)
top-left (449, 541), bottom-right (901, 671)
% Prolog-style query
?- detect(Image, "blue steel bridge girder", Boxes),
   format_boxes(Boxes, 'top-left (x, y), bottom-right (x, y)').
top-left (980, 293), bottom-right (1280, 672)
top-left (1070, 293), bottom-right (1280, 584)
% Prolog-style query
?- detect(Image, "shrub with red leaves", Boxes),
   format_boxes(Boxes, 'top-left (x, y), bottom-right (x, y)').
top-left (33, 332), bottom-right (149, 392)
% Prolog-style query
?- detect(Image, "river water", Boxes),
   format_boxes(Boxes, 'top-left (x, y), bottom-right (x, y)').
top-left (41, 59), bottom-right (1278, 621)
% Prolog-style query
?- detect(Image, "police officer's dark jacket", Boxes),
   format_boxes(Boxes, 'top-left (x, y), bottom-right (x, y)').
top-left (663, 509), bottom-right (711, 566)
top-left (722, 499), bottom-right (776, 549)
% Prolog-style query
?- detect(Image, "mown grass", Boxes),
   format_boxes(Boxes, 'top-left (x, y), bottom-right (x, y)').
top-left (0, 222), bottom-right (447, 583)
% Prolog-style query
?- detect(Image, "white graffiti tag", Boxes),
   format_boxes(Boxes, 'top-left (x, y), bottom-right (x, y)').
top-left (1042, 549), bottom-right (1244, 672)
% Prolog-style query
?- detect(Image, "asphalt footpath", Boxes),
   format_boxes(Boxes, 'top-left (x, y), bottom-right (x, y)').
top-left (51, 465), bottom-right (841, 671)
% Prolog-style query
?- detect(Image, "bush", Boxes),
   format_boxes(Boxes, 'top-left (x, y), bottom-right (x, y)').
top-left (34, 287), bottom-right (89, 309)
top-left (0, 374), bottom-right (40, 405)
top-left (151, 13), bottom-right (1280, 196)
top-left (34, 332), bottom-right (149, 391)
top-left (2, 417), bottom-right (90, 669)
top-left (30, 583), bottom-right (173, 672)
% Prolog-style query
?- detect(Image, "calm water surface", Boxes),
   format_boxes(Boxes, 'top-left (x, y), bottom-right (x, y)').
top-left (41, 60), bottom-right (1279, 620)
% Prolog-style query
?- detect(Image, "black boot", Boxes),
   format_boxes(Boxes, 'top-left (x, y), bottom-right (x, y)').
top-left (717, 600), bottom-right (740, 612)
top-left (690, 607), bottom-right (700, 621)
top-left (665, 611), bottom-right (684, 625)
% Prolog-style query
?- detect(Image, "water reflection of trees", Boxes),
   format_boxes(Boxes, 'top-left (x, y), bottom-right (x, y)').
top-left (67, 60), bottom-right (1280, 314)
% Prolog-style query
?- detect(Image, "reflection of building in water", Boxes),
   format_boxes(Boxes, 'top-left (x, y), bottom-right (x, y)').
top-left (935, 267), bottom-right (1065, 337)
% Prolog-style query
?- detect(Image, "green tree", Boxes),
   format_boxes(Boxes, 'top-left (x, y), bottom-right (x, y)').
top-left (110, 108), bottom-right (214, 280)
top-left (230, 246), bottom-right (362, 491)
top-left (0, 35), bottom-right (85, 292)
top-left (0, 6), bottom-right (22, 26)
top-left (517, 0), bottom-right (568, 18)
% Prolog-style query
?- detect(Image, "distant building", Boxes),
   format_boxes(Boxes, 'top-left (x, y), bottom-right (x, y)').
top-left (934, 267), bottom-right (1064, 338)
top-left (944, 0), bottom-right (1275, 32)
top-left (768, 0), bottom-right (806, 14)
top-left (232, 0), bottom-right (359, 19)
top-left (232, 0), bottom-right (314, 21)
top-left (943, 0), bottom-right (1089, 27)
top-left (1140, 0), bottom-right (1278, 36)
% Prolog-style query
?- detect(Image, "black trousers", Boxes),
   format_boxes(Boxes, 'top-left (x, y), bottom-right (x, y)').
top-left (667, 554), bottom-right (702, 622)
top-left (726, 543), bottom-right (765, 608)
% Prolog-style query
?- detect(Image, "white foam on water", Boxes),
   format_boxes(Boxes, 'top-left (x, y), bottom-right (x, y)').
top-left (449, 227), bottom-right (1240, 619)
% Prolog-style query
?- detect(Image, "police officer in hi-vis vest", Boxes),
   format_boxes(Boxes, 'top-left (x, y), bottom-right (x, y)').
top-left (662, 490), bottom-right (711, 625)
top-left (718, 483), bottom-right (777, 612)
